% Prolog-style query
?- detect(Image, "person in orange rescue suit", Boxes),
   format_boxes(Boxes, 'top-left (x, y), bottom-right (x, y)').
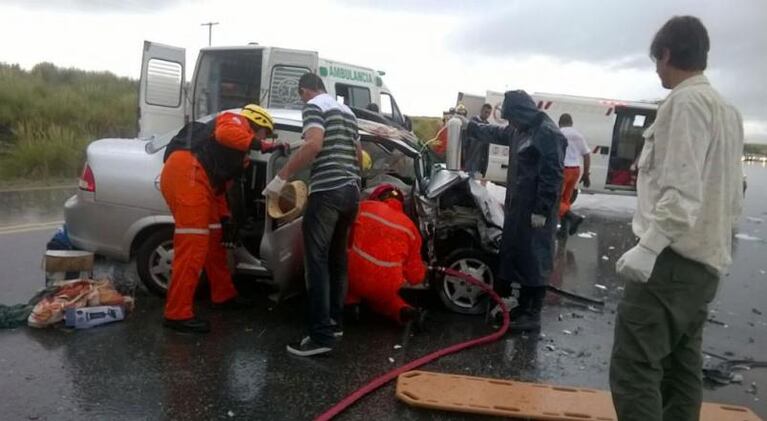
top-left (160, 104), bottom-right (285, 334)
top-left (346, 184), bottom-right (427, 324)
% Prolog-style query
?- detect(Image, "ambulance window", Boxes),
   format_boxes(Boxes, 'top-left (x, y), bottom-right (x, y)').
top-left (335, 83), bottom-right (371, 109)
top-left (380, 92), bottom-right (404, 125)
top-left (193, 50), bottom-right (263, 119)
top-left (145, 59), bottom-right (183, 107)
top-left (270, 66), bottom-right (311, 110)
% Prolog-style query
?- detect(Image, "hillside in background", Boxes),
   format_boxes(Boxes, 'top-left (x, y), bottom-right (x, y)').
top-left (0, 62), bottom-right (137, 181)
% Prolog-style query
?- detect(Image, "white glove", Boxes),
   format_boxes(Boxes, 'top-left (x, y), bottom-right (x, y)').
top-left (531, 214), bottom-right (547, 228)
top-left (616, 244), bottom-right (659, 283)
top-left (262, 175), bottom-right (287, 196)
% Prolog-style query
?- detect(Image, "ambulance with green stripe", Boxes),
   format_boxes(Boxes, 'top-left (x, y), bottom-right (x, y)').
top-left (138, 41), bottom-right (411, 139)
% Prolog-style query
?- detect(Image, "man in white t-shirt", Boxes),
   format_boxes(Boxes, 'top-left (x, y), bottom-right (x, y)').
top-left (557, 113), bottom-right (590, 237)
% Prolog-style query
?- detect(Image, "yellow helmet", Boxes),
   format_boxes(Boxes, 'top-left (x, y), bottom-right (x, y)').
top-left (361, 150), bottom-right (373, 171)
top-left (240, 104), bottom-right (274, 133)
top-left (455, 103), bottom-right (468, 116)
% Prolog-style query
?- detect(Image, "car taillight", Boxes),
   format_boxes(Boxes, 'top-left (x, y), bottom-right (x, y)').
top-left (79, 163), bottom-right (96, 192)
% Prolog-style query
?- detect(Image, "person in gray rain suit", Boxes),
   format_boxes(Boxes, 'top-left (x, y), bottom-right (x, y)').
top-left (467, 90), bottom-right (565, 332)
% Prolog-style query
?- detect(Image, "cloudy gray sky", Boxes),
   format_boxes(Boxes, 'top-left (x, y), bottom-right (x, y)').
top-left (2, 0), bottom-right (765, 142)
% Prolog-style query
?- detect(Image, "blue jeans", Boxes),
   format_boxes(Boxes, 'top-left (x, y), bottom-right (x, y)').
top-left (302, 184), bottom-right (359, 346)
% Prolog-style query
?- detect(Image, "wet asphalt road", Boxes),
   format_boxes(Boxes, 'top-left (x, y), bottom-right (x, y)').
top-left (1, 165), bottom-right (766, 420)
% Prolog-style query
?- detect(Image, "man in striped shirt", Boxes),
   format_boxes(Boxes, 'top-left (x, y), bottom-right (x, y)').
top-left (263, 72), bottom-right (362, 356)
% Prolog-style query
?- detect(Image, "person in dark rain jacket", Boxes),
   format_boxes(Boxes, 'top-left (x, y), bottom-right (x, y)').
top-left (467, 90), bottom-right (566, 331)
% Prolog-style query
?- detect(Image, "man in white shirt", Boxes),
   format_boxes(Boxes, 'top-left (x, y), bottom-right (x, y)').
top-left (557, 113), bottom-right (590, 237)
top-left (610, 16), bottom-right (744, 421)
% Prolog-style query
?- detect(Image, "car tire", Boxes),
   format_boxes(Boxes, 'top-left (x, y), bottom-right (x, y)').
top-left (435, 248), bottom-right (496, 315)
top-left (136, 227), bottom-right (174, 296)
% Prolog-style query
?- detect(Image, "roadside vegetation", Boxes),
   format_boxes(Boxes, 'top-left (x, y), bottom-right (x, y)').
top-left (411, 116), bottom-right (442, 145)
top-left (0, 62), bottom-right (137, 183)
top-left (744, 143), bottom-right (767, 157)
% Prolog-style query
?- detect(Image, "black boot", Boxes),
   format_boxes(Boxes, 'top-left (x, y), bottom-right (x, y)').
top-left (509, 286), bottom-right (546, 332)
top-left (164, 318), bottom-right (211, 334)
top-left (492, 285), bottom-right (528, 326)
top-left (400, 307), bottom-right (428, 332)
top-left (566, 211), bottom-right (585, 236)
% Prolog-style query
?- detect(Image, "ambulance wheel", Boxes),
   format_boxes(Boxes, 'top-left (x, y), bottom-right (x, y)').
top-left (136, 227), bottom-right (174, 296)
top-left (436, 249), bottom-right (496, 315)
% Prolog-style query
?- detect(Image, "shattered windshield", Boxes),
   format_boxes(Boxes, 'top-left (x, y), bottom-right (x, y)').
top-left (361, 138), bottom-right (416, 190)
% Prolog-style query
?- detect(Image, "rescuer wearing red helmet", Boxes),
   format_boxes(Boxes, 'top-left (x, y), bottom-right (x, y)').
top-left (346, 184), bottom-right (427, 324)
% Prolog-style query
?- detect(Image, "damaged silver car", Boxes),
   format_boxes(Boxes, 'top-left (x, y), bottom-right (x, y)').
top-left (65, 109), bottom-right (504, 314)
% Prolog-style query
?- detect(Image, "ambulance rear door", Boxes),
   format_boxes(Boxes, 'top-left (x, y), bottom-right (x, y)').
top-left (138, 41), bottom-right (186, 138)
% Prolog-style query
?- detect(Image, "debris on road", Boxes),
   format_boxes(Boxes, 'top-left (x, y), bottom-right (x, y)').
top-left (0, 304), bottom-right (33, 329)
top-left (753, 308), bottom-right (763, 316)
top-left (547, 285), bottom-right (605, 306)
top-left (65, 305), bottom-right (125, 329)
top-left (577, 232), bottom-right (597, 239)
top-left (594, 284), bottom-right (607, 291)
top-left (601, 255), bottom-right (609, 261)
top-left (746, 382), bottom-right (759, 395)
top-left (702, 353), bottom-right (767, 387)
top-left (388, 357), bottom-right (395, 363)
top-left (394, 345), bottom-right (403, 350)
top-left (735, 233), bottom-right (763, 242)
top-left (27, 279), bottom-right (134, 328)
top-left (707, 318), bottom-right (728, 328)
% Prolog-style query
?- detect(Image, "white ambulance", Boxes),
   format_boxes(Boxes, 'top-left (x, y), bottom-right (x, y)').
top-left (458, 91), bottom-right (659, 195)
top-left (138, 41), bottom-right (411, 138)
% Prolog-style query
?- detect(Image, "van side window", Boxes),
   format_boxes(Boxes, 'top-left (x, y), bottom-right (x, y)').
top-left (335, 83), bottom-right (371, 109)
top-left (193, 50), bottom-right (263, 119)
top-left (270, 66), bottom-right (311, 110)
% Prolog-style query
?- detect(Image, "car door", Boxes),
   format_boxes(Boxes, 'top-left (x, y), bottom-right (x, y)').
top-left (138, 41), bottom-right (186, 138)
top-left (258, 128), bottom-right (309, 299)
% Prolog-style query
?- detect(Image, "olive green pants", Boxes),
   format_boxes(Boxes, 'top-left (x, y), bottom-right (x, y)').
top-left (610, 249), bottom-right (719, 421)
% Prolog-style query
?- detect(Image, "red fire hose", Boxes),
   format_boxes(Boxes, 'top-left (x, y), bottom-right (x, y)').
top-left (314, 267), bottom-right (511, 421)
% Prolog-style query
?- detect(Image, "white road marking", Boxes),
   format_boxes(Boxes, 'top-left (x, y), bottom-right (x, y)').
top-left (0, 220), bottom-right (63, 235)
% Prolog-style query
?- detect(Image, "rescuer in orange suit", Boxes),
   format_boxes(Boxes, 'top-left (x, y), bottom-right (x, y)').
top-left (161, 104), bottom-right (285, 334)
top-left (346, 184), bottom-right (427, 324)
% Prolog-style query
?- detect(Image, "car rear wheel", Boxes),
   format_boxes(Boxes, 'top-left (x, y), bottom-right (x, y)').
top-left (435, 248), bottom-right (496, 315)
top-left (136, 227), bottom-right (174, 296)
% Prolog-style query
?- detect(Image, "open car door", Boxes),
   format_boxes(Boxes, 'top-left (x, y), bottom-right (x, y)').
top-left (259, 130), bottom-right (309, 301)
top-left (138, 41), bottom-right (186, 138)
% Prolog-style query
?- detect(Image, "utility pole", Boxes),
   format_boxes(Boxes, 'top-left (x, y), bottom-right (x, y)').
top-left (201, 22), bottom-right (219, 46)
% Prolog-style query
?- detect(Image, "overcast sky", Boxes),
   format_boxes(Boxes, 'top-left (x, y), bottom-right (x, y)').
top-left (2, 0), bottom-right (765, 142)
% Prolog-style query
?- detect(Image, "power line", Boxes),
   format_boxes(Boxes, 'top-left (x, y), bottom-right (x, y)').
top-left (200, 22), bottom-right (219, 46)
